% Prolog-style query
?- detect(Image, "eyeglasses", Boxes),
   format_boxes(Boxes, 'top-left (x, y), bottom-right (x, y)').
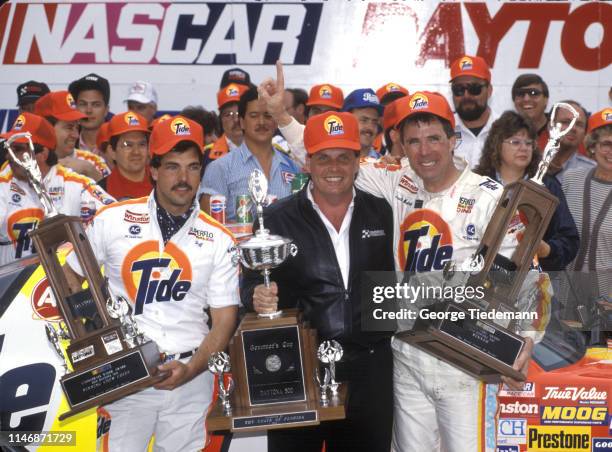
top-left (514, 88), bottom-right (543, 99)
top-left (596, 140), bottom-right (612, 152)
top-left (120, 140), bottom-right (147, 151)
top-left (503, 139), bottom-right (534, 148)
top-left (221, 111), bottom-right (240, 120)
top-left (451, 83), bottom-right (487, 97)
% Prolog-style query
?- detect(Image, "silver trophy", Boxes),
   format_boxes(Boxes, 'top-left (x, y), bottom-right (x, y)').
top-left (3, 132), bottom-right (58, 217)
top-left (314, 367), bottom-right (331, 406)
top-left (531, 102), bottom-right (578, 184)
top-left (317, 340), bottom-right (343, 396)
top-left (237, 170), bottom-right (296, 319)
top-left (105, 280), bottom-right (146, 348)
top-left (208, 352), bottom-right (234, 416)
top-left (45, 323), bottom-right (68, 374)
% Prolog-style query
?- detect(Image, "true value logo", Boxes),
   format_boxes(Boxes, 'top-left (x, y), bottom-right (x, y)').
top-left (542, 386), bottom-right (607, 403)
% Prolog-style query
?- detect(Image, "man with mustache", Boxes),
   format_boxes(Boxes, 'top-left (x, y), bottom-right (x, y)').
top-left (343, 88), bottom-right (384, 159)
top-left (450, 55), bottom-right (498, 168)
top-left (63, 115), bottom-right (239, 451)
top-left (199, 87), bottom-right (300, 222)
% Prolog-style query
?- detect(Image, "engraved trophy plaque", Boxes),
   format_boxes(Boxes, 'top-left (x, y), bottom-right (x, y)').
top-left (398, 103), bottom-right (578, 383)
top-left (206, 171), bottom-right (346, 432)
top-left (3, 133), bottom-right (162, 419)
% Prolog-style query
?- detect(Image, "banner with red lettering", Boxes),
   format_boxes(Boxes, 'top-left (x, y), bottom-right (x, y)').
top-left (0, 0), bottom-right (609, 131)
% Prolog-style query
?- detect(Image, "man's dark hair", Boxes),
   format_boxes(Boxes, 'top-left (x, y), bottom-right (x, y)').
top-left (474, 110), bottom-right (539, 179)
top-left (238, 87), bottom-right (259, 118)
top-left (287, 88), bottom-right (308, 109)
top-left (180, 106), bottom-right (221, 137)
top-left (512, 74), bottom-right (549, 99)
top-left (398, 113), bottom-right (455, 142)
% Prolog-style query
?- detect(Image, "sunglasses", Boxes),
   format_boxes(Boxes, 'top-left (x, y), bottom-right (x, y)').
top-left (451, 83), bottom-right (487, 97)
top-left (514, 88), bottom-right (543, 99)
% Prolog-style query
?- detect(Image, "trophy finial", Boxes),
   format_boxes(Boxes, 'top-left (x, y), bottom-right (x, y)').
top-left (248, 169), bottom-right (268, 206)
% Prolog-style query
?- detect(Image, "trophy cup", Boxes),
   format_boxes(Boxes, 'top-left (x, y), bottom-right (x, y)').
top-left (3, 133), bottom-right (162, 419)
top-left (208, 352), bottom-right (234, 416)
top-left (398, 103), bottom-right (578, 383)
top-left (206, 170), bottom-right (346, 432)
top-left (317, 340), bottom-right (343, 396)
top-left (236, 170), bottom-right (294, 319)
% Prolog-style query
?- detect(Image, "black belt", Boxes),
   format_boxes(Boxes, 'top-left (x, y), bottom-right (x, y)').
top-left (161, 349), bottom-right (197, 363)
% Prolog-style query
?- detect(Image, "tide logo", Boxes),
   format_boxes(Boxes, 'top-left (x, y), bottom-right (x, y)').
top-left (226, 84), bottom-right (240, 97)
top-left (319, 85), bottom-right (332, 99)
top-left (410, 93), bottom-right (429, 110)
top-left (7, 208), bottom-right (44, 259)
top-left (324, 115), bottom-right (344, 136)
top-left (602, 108), bottom-right (612, 122)
top-left (460, 56), bottom-right (474, 71)
top-left (66, 93), bottom-right (76, 109)
top-left (385, 83), bottom-right (401, 93)
top-left (30, 277), bottom-right (60, 321)
top-left (124, 112), bottom-right (140, 126)
top-left (13, 114), bottom-right (26, 130)
top-left (399, 209), bottom-right (453, 272)
top-left (170, 118), bottom-right (190, 136)
top-left (121, 241), bottom-right (192, 315)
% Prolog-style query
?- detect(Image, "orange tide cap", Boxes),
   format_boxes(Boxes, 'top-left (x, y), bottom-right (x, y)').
top-left (34, 91), bottom-right (87, 121)
top-left (304, 111), bottom-right (360, 155)
top-left (108, 111), bottom-right (150, 139)
top-left (5, 112), bottom-right (56, 150)
top-left (306, 84), bottom-right (344, 110)
top-left (394, 91), bottom-right (456, 130)
top-left (587, 108), bottom-right (612, 134)
top-left (149, 115), bottom-right (204, 156)
top-left (217, 83), bottom-right (249, 110)
top-left (449, 55), bottom-right (491, 83)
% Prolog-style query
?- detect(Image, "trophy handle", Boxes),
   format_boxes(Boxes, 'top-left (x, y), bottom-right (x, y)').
top-left (530, 102), bottom-right (579, 185)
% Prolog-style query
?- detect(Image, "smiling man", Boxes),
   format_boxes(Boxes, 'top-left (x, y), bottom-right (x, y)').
top-left (199, 86), bottom-right (299, 222)
top-left (242, 111), bottom-right (394, 452)
top-left (449, 55), bottom-right (498, 168)
top-left (69, 73), bottom-right (111, 154)
top-left (343, 88), bottom-right (384, 159)
top-left (63, 115), bottom-right (239, 451)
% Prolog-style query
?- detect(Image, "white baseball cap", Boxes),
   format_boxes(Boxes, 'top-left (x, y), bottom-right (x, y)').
top-left (125, 81), bottom-right (158, 105)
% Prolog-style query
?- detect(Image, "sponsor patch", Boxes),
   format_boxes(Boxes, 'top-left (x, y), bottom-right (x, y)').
top-left (497, 418), bottom-right (526, 445)
top-left (128, 225), bottom-right (141, 235)
top-left (499, 382), bottom-right (535, 398)
top-left (456, 196), bottom-right (475, 213)
top-left (399, 175), bottom-right (418, 193)
top-left (361, 229), bottom-right (385, 239)
top-left (11, 193), bottom-right (21, 203)
top-left (526, 425), bottom-right (590, 451)
top-left (188, 227), bottom-right (214, 242)
top-left (9, 182), bottom-right (26, 195)
top-left (541, 386), bottom-right (607, 404)
top-left (499, 402), bottom-right (538, 416)
top-left (281, 171), bottom-right (296, 184)
top-left (479, 178), bottom-right (500, 192)
top-left (593, 437), bottom-right (612, 452)
top-left (540, 405), bottom-right (607, 425)
top-left (124, 210), bottom-right (150, 224)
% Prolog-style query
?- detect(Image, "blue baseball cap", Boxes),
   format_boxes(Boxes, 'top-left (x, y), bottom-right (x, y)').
top-left (342, 88), bottom-right (384, 115)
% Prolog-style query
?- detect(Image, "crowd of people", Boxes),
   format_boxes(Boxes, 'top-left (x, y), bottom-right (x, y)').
top-left (0, 54), bottom-right (610, 452)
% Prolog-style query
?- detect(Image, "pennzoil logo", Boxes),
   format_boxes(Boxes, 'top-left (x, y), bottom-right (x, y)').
top-left (319, 85), bottom-right (332, 99)
top-left (459, 56), bottom-right (474, 71)
top-left (121, 241), bottom-right (193, 315)
top-left (31, 277), bottom-right (60, 321)
top-left (170, 118), bottom-right (190, 136)
top-left (124, 210), bottom-right (149, 224)
top-left (13, 114), bottom-right (26, 130)
top-left (324, 115), bottom-right (344, 136)
top-left (225, 84), bottom-right (240, 97)
top-left (602, 108), bottom-right (612, 122)
top-left (410, 93), bottom-right (429, 110)
top-left (399, 209), bottom-right (453, 271)
top-left (124, 112), bottom-right (140, 126)
top-left (66, 93), bottom-right (76, 108)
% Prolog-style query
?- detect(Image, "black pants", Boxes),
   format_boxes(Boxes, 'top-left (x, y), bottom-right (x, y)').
top-left (267, 339), bottom-right (393, 452)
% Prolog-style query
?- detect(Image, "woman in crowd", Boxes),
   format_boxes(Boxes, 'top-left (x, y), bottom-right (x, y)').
top-left (474, 110), bottom-right (579, 272)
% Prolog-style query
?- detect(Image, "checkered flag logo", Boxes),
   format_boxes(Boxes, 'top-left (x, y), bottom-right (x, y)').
top-left (362, 230), bottom-right (370, 239)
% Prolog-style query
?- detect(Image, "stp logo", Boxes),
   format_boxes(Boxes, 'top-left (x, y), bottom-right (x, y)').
top-left (399, 209), bottom-right (453, 272)
top-left (324, 115), bottom-right (344, 136)
top-left (121, 241), bottom-right (192, 315)
top-left (30, 277), bottom-right (60, 321)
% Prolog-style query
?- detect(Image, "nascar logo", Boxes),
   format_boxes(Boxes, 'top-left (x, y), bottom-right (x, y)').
top-left (171, 118), bottom-right (190, 136)
top-left (324, 115), bottom-right (344, 136)
top-left (410, 93), bottom-right (429, 110)
top-left (319, 85), bottom-right (332, 99)
top-left (459, 56), bottom-right (473, 71)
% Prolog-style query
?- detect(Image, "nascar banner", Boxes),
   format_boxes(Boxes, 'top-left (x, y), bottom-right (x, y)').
top-left (0, 0), bottom-right (610, 131)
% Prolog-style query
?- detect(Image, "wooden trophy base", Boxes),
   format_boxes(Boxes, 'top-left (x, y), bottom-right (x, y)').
top-left (207, 384), bottom-right (348, 433)
top-left (396, 302), bottom-right (525, 384)
top-left (207, 308), bottom-right (347, 432)
top-left (59, 340), bottom-right (162, 420)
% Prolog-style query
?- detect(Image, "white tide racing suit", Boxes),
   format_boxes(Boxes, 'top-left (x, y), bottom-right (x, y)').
top-left (0, 164), bottom-right (115, 266)
top-left (356, 156), bottom-right (550, 452)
